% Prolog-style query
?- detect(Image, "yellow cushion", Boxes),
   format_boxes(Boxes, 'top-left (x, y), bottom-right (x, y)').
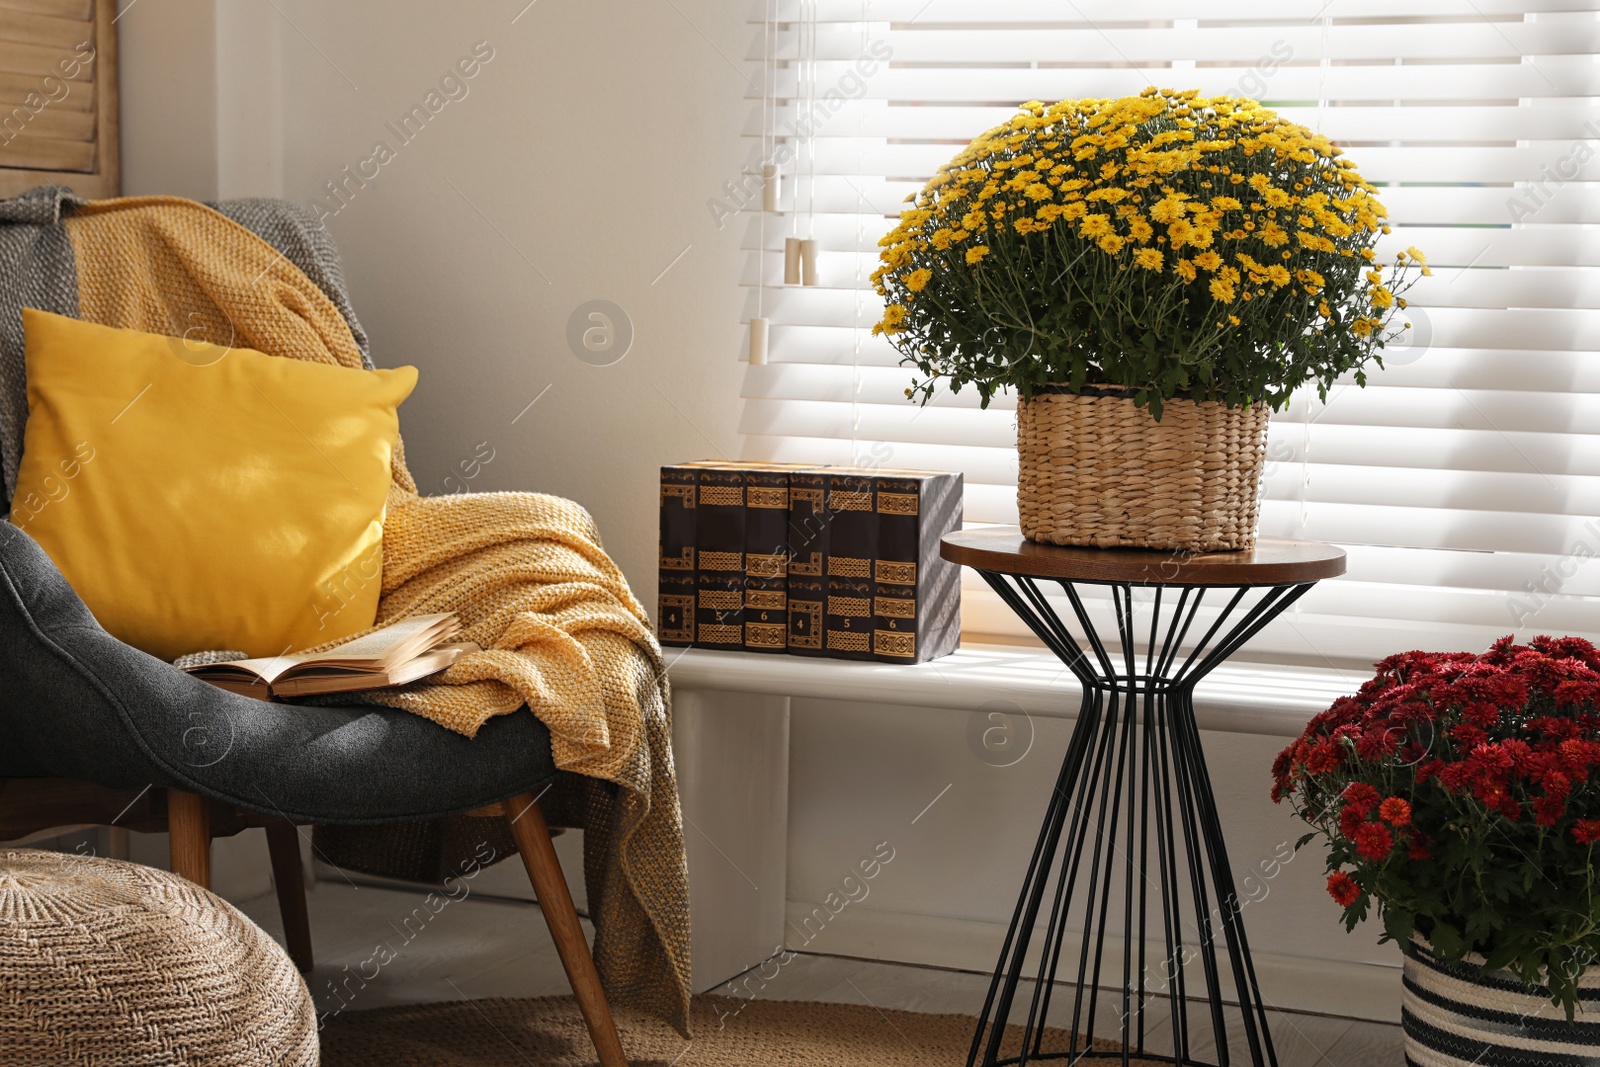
top-left (10, 309), bottom-right (417, 661)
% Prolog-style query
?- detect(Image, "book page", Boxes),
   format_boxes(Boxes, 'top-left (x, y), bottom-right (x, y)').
top-left (201, 656), bottom-right (300, 684)
top-left (305, 613), bottom-right (457, 667)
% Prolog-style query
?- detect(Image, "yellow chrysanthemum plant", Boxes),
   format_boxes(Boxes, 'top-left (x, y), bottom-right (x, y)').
top-left (873, 89), bottom-right (1431, 420)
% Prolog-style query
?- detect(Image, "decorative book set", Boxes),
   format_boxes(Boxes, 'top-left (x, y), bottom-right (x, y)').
top-left (658, 461), bottom-right (963, 664)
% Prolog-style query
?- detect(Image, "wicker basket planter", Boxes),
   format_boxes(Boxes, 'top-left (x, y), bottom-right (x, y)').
top-left (1015, 390), bottom-right (1269, 552)
top-left (1402, 936), bottom-right (1600, 1066)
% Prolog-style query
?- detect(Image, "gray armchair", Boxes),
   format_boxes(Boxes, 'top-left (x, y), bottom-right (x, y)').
top-left (0, 198), bottom-right (628, 1066)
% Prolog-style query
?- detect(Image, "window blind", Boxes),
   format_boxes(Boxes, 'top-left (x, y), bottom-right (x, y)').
top-left (734, 0), bottom-right (1600, 668)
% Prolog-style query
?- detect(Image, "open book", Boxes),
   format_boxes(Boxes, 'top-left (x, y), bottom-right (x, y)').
top-left (181, 613), bottom-right (476, 700)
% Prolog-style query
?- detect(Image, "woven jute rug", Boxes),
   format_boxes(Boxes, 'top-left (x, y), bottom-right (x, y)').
top-left (320, 994), bottom-right (1168, 1066)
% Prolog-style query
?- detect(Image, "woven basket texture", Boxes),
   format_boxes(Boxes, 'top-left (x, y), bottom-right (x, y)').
top-left (1402, 936), bottom-right (1600, 1067)
top-left (0, 848), bottom-right (317, 1067)
top-left (1016, 391), bottom-right (1269, 552)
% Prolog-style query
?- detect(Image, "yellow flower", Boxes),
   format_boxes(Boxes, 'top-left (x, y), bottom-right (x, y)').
top-left (1260, 223), bottom-right (1288, 247)
top-left (1267, 264), bottom-right (1291, 287)
top-left (1210, 196), bottom-right (1242, 211)
top-left (1369, 284), bottom-right (1393, 309)
top-left (1167, 218), bottom-right (1197, 248)
top-left (1194, 251), bottom-right (1222, 272)
top-left (906, 268), bottom-right (932, 292)
top-left (1024, 182), bottom-right (1053, 201)
top-left (1134, 248), bottom-right (1163, 270)
top-left (1097, 233), bottom-right (1128, 254)
top-left (874, 303), bottom-right (908, 336)
top-left (1150, 195), bottom-right (1188, 223)
top-left (966, 245), bottom-right (990, 265)
top-left (1175, 258), bottom-right (1197, 282)
top-left (1209, 278), bottom-right (1236, 303)
top-left (1080, 213), bottom-right (1115, 238)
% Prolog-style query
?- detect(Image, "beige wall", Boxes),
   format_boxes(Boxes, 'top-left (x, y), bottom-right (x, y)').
top-left (120, 0), bottom-right (750, 591)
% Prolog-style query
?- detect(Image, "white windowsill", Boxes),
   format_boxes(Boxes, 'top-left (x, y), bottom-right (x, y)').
top-left (664, 643), bottom-right (1355, 739)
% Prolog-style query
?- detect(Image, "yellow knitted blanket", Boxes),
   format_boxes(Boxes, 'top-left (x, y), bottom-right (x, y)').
top-left (62, 196), bottom-right (692, 1032)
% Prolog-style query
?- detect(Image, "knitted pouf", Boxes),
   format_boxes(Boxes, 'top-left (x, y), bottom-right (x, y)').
top-left (0, 848), bottom-right (317, 1066)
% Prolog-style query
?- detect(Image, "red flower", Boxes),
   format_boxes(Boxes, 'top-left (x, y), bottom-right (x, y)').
top-left (1352, 822), bottom-right (1394, 861)
top-left (1342, 782), bottom-right (1380, 816)
top-left (1339, 806), bottom-right (1365, 838)
top-left (1540, 769), bottom-right (1572, 799)
top-left (1407, 833), bottom-right (1431, 860)
top-left (1534, 796), bottom-right (1565, 828)
top-left (1573, 820), bottom-right (1600, 846)
top-left (1327, 871), bottom-right (1361, 907)
top-left (1304, 738), bottom-right (1341, 774)
top-left (1415, 758), bottom-right (1446, 785)
top-left (1378, 797), bottom-right (1411, 827)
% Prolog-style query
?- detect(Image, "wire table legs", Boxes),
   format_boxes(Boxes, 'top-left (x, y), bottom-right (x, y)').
top-left (968, 573), bottom-right (1316, 1067)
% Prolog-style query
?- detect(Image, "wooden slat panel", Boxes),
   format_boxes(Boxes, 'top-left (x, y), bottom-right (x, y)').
top-left (0, 161), bottom-right (105, 195)
top-left (0, 0), bottom-right (114, 194)
top-left (0, 130), bottom-right (91, 170)
top-left (0, 69), bottom-right (92, 109)
top-left (0, 8), bottom-right (88, 51)
top-left (0, 0), bottom-right (92, 20)
top-left (82, 0), bottom-right (114, 196)
top-left (0, 104), bottom-right (91, 141)
top-left (0, 37), bottom-right (91, 77)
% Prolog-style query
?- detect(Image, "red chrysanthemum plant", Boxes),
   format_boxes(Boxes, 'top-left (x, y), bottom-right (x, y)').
top-left (1273, 635), bottom-right (1600, 1016)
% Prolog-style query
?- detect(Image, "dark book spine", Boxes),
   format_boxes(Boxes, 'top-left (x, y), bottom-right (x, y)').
top-left (873, 472), bottom-right (963, 663)
top-left (786, 470), bottom-right (829, 656)
top-left (824, 469), bottom-right (878, 661)
top-left (695, 468), bottom-right (747, 650)
top-left (657, 465), bottom-right (699, 647)
top-left (744, 470), bottom-right (790, 653)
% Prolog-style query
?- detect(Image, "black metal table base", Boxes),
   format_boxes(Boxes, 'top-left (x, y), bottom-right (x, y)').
top-left (969, 572), bottom-right (1315, 1067)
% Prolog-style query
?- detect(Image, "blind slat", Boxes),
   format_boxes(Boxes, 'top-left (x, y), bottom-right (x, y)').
top-left (737, 5), bottom-right (1600, 660)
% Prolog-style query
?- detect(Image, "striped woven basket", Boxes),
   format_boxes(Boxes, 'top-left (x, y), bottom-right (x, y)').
top-left (1015, 391), bottom-right (1270, 552)
top-left (1402, 935), bottom-right (1600, 1066)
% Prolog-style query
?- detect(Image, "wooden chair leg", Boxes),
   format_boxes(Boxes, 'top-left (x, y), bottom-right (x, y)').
top-left (505, 791), bottom-right (628, 1067)
top-left (265, 821), bottom-right (315, 973)
top-left (167, 789), bottom-right (211, 889)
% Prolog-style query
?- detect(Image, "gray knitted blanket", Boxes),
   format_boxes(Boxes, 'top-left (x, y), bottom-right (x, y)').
top-left (0, 186), bottom-right (371, 507)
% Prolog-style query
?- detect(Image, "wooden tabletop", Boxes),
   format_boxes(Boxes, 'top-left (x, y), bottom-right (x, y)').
top-left (941, 527), bottom-right (1346, 587)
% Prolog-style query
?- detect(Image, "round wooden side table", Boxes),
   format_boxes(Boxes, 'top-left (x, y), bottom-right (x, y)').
top-left (941, 527), bottom-right (1347, 1067)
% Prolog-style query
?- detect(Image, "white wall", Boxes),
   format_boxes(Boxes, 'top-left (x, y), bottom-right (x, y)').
top-left (273, 0), bottom-right (750, 592)
top-left (116, 0), bottom-right (1396, 1015)
top-left (120, 0), bottom-right (751, 590)
top-left (784, 699), bottom-right (1401, 1018)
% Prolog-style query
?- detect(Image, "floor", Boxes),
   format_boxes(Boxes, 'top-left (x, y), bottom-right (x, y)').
top-left (238, 878), bottom-right (1403, 1065)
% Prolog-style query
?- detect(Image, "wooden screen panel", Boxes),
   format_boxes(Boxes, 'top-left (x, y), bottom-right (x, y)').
top-left (0, 0), bottom-right (116, 198)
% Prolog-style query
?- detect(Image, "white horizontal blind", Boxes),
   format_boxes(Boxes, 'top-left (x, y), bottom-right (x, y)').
top-left (735, 0), bottom-right (1600, 668)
